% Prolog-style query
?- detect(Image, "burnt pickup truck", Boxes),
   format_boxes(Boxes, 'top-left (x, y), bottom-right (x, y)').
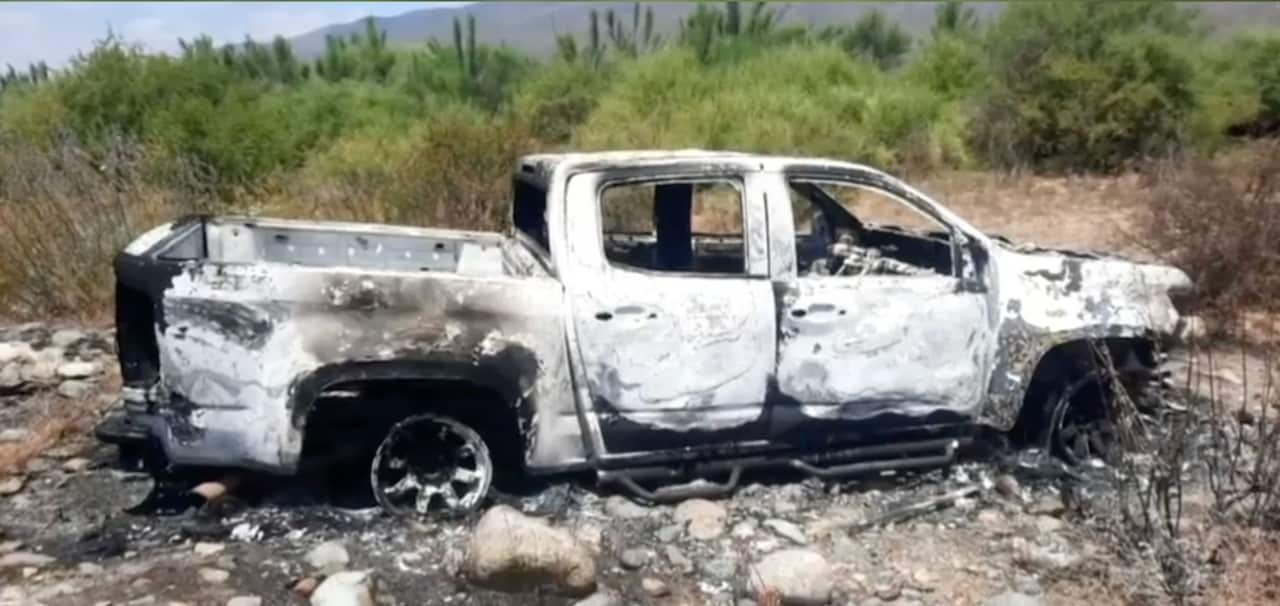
top-left (98, 151), bottom-right (1193, 516)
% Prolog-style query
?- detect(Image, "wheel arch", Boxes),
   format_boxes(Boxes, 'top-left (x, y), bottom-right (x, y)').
top-left (289, 360), bottom-right (532, 469)
top-left (1007, 335), bottom-right (1159, 443)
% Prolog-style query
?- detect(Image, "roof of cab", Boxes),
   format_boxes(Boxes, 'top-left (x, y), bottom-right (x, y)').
top-left (515, 150), bottom-right (881, 187)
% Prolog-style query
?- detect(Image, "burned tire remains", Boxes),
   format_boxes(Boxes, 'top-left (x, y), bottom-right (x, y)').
top-left (370, 413), bottom-right (493, 518)
top-left (1047, 374), bottom-right (1117, 466)
top-left (1046, 341), bottom-right (1167, 467)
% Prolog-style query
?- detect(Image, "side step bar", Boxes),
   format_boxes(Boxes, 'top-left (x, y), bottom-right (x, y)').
top-left (602, 468), bottom-right (743, 502)
top-left (599, 436), bottom-right (967, 503)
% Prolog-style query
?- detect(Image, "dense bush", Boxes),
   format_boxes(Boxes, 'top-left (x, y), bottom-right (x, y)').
top-left (513, 59), bottom-right (610, 145)
top-left (1223, 31), bottom-right (1280, 134)
top-left (905, 32), bottom-right (988, 100)
top-left (973, 2), bottom-right (1206, 172)
top-left (574, 46), bottom-right (969, 170)
top-left (292, 105), bottom-right (534, 229)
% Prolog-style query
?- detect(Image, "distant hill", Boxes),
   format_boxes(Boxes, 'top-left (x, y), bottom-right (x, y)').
top-left (289, 2), bottom-right (1280, 59)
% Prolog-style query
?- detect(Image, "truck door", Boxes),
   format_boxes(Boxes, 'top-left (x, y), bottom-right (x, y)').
top-left (561, 169), bottom-right (775, 454)
top-left (770, 170), bottom-right (994, 444)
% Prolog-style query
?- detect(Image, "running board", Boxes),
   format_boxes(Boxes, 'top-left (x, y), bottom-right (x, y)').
top-left (790, 439), bottom-right (960, 477)
top-left (600, 467), bottom-right (743, 502)
top-left (599, 436), bottom-right (967, 503)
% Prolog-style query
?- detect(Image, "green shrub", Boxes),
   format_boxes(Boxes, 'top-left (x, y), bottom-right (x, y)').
top-left (906, 32), bottom-right (988, 100)
top-left (972, 1), bottom-right (1213, 171)
top-left (0, 83), bottom-right (68, 143)
top-left (974, 1), bottom-right (1206, 172)
top-left (296, 104), bottom-right (537, 228)
top-left (1222, 31), bottom-right (1280, 133)
top-left (513, 59), bottom-right (609, 144)
top-left (574, 46), bottom-right (969, 170)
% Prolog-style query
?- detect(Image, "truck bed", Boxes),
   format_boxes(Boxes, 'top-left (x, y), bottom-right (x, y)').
top-left (111, 214), bottom-right (575, 473)
top-left (150, 216), bottom-right (532, 277)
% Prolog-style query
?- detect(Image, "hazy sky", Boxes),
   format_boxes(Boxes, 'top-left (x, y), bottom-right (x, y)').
top-left (0, 2), bottom-right (461, 69)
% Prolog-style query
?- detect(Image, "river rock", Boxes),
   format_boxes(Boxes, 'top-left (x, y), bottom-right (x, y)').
top-left (199, 568), bottom-right (230, 584)
top-left (604, 495), bottom-right (652, 519)
top-left (57, 380), bottom-right (93, 399)
top-left (0, 551), bottom-right (55, 569)
top-left (463, 505), bottom-right (596, 596)
top-left (306, 540), bottom-right (351, 574)
top-left (674, 499), bottom-right (727, 540)
top-left (983, 592), bottom-right (1046, 606)
top-left (0, 342), bottom-right (34, 365)
top-left (310, 570), bottom-right (377, 606)
top-left (56, 361), bottom-right (101, 379)
top-left (618, 548), bottom-right (650, 570)
top-left (746, 549), bottom-right (833, 606)
top-left (641, 577), bottom-right (669, 597)
top-left (50, 329), bottom-right (87, 349)
top-left (0, 476), bottom-right (23, 496)
top-left (572, 589), bottom-right (620, 606)
top-left (764, 519), bottom-right (808, 545)
top-left (0, 363), bottom-right (22, 389)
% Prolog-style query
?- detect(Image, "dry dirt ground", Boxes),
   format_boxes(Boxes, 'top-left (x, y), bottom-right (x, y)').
top-left (1, 173), bottom-right (1275, 606)
top-left (917, 172), bottom-right (1154, 261)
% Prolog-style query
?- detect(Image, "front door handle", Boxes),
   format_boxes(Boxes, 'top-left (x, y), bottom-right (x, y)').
top-left (597, 305), bottom-right (657, 321)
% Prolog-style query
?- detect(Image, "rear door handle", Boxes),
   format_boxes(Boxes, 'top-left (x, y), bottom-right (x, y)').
top-left (595, 311), bottom-right (613, 321)
top-left (791, 303), bottom-right (841, 318)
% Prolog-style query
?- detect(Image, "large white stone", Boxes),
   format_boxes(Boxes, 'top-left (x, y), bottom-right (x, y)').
top-left (464, 505), bottom-right (597, 596)
top-left (746, 549), bottom-right (834, 606)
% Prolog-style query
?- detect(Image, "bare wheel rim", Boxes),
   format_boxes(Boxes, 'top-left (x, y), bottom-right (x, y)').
top-left (370, 414), bottom-right (492, 518)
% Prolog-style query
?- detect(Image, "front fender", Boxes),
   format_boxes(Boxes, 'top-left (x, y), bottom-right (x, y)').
top-left (979, 247), bottom-right (1187, 429)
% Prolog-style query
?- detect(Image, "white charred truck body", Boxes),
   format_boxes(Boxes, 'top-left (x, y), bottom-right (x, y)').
top-left (98, 151), bottom-right (1192, 508)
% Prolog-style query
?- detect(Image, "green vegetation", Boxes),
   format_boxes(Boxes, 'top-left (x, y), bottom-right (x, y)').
top-left (3, 1), bottom-right (1277, 186)
top-left (1, 1), bottom-right (1279, 316)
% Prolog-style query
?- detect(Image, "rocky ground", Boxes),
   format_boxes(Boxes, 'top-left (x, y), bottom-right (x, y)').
top-left (0, 323), bottom-right (1270, 606)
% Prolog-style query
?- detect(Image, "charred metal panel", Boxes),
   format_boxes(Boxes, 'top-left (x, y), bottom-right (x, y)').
top-left (561, 171), bottom-right (774, 452)
top-left (765, 165), bottom-right (995, 428)
top-left (775, 276), bottom-right (992, 421)
top-left (743, 172), bottom-right (779, 277)
top-left (979, 245), bottom-right (1189, 429)
top-left (150, 240), bottom-right (579, 472)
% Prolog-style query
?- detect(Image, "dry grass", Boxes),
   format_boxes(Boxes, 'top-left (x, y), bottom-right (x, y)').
top-left (0, 136), bottom-right (212, 320)
top-left (919, 170), bottom-right (1152, 259)
top-left (0, 373), bottom-right (118, 477)
top-left (260, 114), bottom-right (536, 231)
top-left (1138, 140), bottom-right (1280, 321)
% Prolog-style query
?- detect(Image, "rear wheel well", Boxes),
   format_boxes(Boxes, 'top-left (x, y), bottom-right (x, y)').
top-left (1010, 337), bottom-right (1158, 446)
top-left (299, 379), bottom-right (525, 478)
